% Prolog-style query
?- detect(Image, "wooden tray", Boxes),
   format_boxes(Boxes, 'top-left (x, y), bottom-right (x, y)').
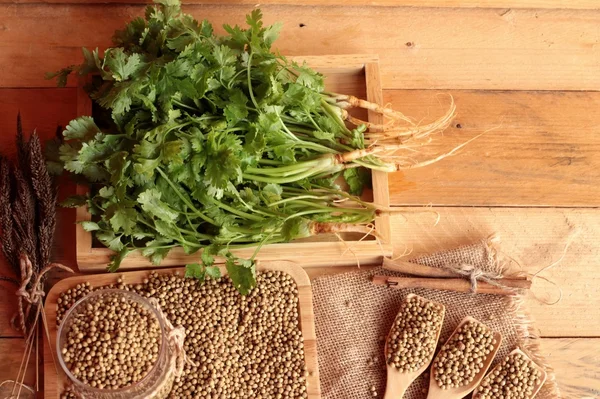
top-left (74, 54), bottom-right (393, 271)
top-left (43, 261), bottom-right (321, 398)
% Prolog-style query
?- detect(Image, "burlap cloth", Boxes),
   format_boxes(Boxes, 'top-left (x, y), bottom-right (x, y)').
top-left (312, 240), bottom-right (560, 399)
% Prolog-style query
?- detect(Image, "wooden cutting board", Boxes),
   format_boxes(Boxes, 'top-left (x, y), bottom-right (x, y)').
top-left (43, 261), bottom-right (321, 398)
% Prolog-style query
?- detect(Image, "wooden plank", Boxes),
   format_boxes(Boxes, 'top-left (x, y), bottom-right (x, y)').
top-left (43, 262), bottom-right (320, 398)
top-left (0, 0), bottom-right (598, 10)
top-left (0, 88), bottom-right (77, 158)
top-left (541, 338), bottom-right (600, 399)
top-left (384, 90), bottom-right (600, 207)
top-left (0, 339), bottom-right (37, 392)
top-left (0, 276), bottom-right (20, 338)
top-left (385, 208), bottom-right (600, 337)
top-left (3, 5), bottom-right (600, 90)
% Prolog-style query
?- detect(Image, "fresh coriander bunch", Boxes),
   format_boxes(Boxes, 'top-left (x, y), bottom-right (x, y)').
top-left (48, 0), bottom-right (455, 293)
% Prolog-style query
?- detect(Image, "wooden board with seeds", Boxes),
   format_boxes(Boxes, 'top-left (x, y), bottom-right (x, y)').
top-left (43, 261), bottom-right (320, 399)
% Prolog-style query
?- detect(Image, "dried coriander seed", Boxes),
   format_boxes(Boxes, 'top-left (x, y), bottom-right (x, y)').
top-left (58, 270), bottom-right (309, 398)
top-left (474, 352), bottom-right (543, 399)
top-left (434, 319), bottom-right (497, 390)
top-left (386, 295), bottom-right (444, 373)
top-left (59, 291), bottom-right (162, 390)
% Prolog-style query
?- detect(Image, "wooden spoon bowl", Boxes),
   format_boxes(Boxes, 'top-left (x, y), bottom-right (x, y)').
top-left (427, 316), bottom-right (502, 399)
top-left (384, 294), bottom-right (446, 399)
top-left (472, 348), bottom-right (548, 399)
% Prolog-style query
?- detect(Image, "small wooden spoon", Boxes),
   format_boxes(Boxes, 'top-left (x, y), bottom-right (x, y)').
top-left (472, 348), bottom-right (548, 399)
top-left (384, 294), bottom-right (446, 399)
top-left (427, 316), bottom-right (502, 399)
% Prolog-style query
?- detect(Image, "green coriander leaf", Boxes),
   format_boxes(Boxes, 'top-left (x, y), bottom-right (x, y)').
top-left (262, 183), bottom-right (282, 203)
top-left (63, 116), bottom-right (101, 140)
top-left (96, 230), bottom-right (124, 252)
top-left (226, 255), bottom-right (256, 295)
top-left (343, 167), bottom-right (371, 196)
top-left (213, 45), bottom-right (237, 66)
top-left (80, 221), bottom-right (101, 231)
top-left (45, 65), bottom-right (76, 87)
top-left (108, 248), bottom-right (132, 272)
top-left (137, 189), bottom-right (179, 222)
top-left (205, 266), bottom-right (221, 279)
top-left (281, 217), bottom-right (311, 241)
top-left (224, 90), bottom-right (249, 125)
top-left (109, 206), bottom-right (138, 235)
top-left (104, 48), bottom-right (143, 82)
top-left (201, 248), bottom-right (215, 267)
top-left (185, 263), bottom-right (205, 279)
top-left (263, 22), bottom-right (282, 48)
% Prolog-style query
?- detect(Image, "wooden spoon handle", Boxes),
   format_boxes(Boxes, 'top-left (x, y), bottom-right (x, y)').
top-left (384, 374), bottom-right (409, 399)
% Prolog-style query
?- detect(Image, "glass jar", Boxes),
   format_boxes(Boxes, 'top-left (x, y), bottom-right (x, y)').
top-left (57, 289), bottom-right (176, 399)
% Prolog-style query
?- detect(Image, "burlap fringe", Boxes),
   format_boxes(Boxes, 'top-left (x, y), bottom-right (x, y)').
top-left (510, 295), bottom-right (560, 399)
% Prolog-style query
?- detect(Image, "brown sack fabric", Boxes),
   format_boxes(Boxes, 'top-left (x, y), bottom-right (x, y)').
top-left (312, 240), bottom-right (560, 399)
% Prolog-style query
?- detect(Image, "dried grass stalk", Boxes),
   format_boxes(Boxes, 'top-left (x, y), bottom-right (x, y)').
top-left (0, 156), bottom-right (17, 273)
top-left (28, 132), bottom-right (57, 268)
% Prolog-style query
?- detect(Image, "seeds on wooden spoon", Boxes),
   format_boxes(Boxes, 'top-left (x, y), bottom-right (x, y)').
top-left (474, 352), bottom-right (543, 399)
top-left (386, 295), bottom-right (444, 373)
top-left (433, 319), bottom-right (497, 389)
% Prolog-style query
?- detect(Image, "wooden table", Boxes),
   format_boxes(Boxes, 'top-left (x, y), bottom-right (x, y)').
top-left (1, 1), bottom-right (599, 397)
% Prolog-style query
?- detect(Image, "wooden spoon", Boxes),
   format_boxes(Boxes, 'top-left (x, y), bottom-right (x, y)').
top-left (384, 294), bottom-right (446, 399)
top-left (472, 348), bottom-right (548, 399)
top-left (427, 316), bottom-right (502, 399)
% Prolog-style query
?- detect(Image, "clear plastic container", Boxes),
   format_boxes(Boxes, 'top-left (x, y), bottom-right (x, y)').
top-left (57, 289), bottom-right (176, 399)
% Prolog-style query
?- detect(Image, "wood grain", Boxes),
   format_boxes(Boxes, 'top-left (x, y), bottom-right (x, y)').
top-left (0, 88), bottom-right (76, 158)
top-left (2, 5), bottom-right (600, 90)
top-left (388, 208), bottom-right (600, 337)
top-left (542, 338), bottom-right (600, 399)
top-left (43, 262), bottom-right (320, 398)
top-left (0, 339), bottom-right (37, 391)
top-left (384, 90), bottom-right (600, 207)
top-left (0, 0), bottom-right (599, 10)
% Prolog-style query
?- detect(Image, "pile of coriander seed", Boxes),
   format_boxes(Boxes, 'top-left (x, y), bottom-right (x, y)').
top-left (474, 352), bottom-right (542, 399)
top-left (59, 291), bottom-right (162, 389)
top-left (386, 295), bottom-right (444, 373)
top-left (433, 319), bottom-right (497, 389)
top-left (56, 270), bottom-right (309, 399)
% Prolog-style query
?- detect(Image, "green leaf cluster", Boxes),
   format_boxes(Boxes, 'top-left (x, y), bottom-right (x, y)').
top-left (50, 0), bottom-right (377, 293)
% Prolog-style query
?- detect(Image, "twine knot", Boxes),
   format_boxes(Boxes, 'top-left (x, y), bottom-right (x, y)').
top-left (12, 253), bottom-right (73, 335)
top-left (149, 298), bottom-right (196, 377)
top-left (445, 262), bottom-right (506, 293)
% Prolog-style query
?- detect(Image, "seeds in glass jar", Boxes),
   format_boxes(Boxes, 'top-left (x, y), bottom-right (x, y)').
top-left (385, 295), bottom-right (444, 373)
top-left (433, 319), bottom-right (497, 390)
top-left (60, 291), bottom-right (161, 389)
top-left (474, 352), bottom-right (543, 399)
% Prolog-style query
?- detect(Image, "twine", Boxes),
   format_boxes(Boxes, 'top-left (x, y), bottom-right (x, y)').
top-left (148, 298), bottom-right (196, 377)
top-left (442, 262), bottom-right (508, 293)
top-left (12, 253), bottom-right (73, 335)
